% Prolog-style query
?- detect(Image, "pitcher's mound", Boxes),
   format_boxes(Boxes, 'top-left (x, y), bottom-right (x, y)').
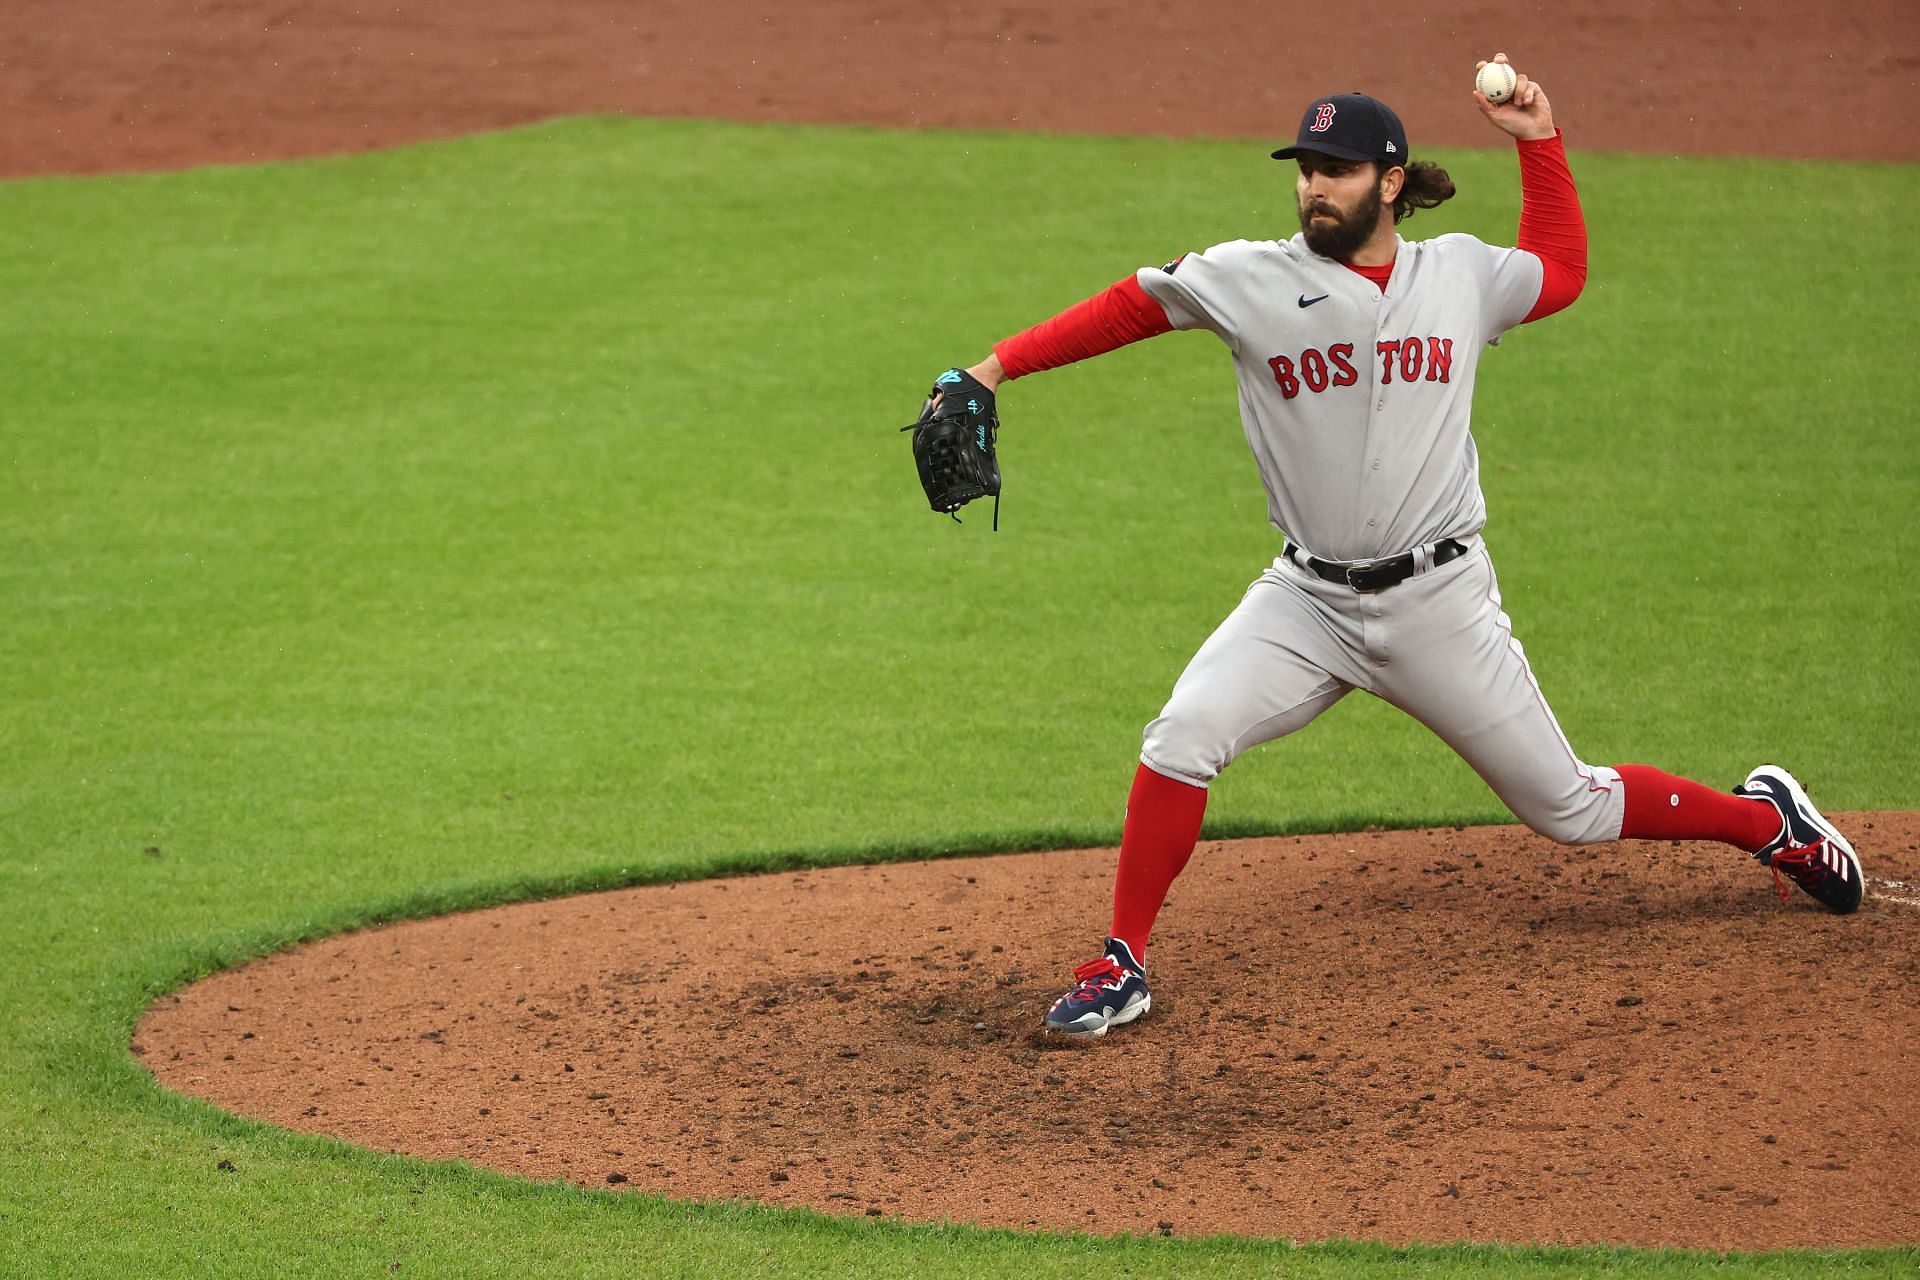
top-left (138, 816), bottom-right (1920, 1250)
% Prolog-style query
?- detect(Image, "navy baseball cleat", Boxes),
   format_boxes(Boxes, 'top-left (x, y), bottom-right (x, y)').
top-left (1734, 765), bottom-right (1865, 913)
top-left (1044, 937), bottom-right (1150, 1037)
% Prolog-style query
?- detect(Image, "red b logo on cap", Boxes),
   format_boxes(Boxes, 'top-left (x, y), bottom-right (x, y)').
top-left (1310, 102), bottom-right (1337, 132)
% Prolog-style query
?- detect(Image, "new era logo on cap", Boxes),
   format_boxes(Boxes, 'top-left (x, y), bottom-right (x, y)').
top-left (1273, 92), bottom-right (1409, 167)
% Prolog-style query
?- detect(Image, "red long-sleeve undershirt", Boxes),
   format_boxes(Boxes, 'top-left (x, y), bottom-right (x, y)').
top-left (991, 274), bottom-right (1172, 379)
top-left (1514, 130), bottom-right (1586, 321)
top-left (992, 130), bottom-right (1586, 380)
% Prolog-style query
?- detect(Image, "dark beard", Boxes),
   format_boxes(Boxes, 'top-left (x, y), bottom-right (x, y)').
top-left (1298, 182), bottom-right (1384, 261)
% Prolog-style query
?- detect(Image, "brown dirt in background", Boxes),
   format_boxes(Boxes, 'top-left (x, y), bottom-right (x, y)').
top-left (141, 815), bottom-right (1920, 1250)
top-left (3, 0), bottom-right (1915, 178)
top-left (40, 0), bottom-right (1915, 1252)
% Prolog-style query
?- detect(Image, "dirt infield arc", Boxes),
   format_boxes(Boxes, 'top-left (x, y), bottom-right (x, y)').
top-left (139, 817), bottom-right (1920, 1250)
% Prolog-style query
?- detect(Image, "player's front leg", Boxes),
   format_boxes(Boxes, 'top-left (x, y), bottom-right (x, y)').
top-left (1044, 935), bottom-right (1151, 1038)
top-left (1043, 570), bottom-right (1359, 1037)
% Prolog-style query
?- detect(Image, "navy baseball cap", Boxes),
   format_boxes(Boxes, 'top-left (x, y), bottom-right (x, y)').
top-left (1272, 93), bottom-right (1409, 167)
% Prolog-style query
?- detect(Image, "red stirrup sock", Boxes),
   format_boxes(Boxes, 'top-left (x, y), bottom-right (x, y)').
top-left (1108, 763), bottom-right (1209, 964)
top-left (1615, 763), bottom-right (1781, 853)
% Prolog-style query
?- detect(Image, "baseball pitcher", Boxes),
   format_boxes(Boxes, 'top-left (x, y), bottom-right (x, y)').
top-left (906, 57), bottom-right (1864, 1037)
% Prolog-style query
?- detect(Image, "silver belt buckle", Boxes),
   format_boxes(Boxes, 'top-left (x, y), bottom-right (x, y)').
top-left (1343, 559), bottom-right (1379, 591)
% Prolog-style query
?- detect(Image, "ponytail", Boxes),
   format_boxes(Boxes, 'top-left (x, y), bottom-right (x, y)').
top-left (1392, 160), bottom-right (1455, 223)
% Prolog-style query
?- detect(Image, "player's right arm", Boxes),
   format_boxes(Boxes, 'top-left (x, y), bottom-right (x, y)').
top-left (963, 275), bottom-right (1175, 392)
top-left (963, 237), bottom-right (1274, 390)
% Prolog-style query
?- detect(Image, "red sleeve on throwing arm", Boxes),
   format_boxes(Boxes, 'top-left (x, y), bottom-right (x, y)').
top-left (992, 275), bottom-right (1174, 380)
top-left (1516, 130), bottom-right (1587, 323)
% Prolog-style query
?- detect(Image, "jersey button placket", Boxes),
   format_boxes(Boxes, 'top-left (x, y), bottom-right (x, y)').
top-left (1361, 293), bottom-right (1388, 532)
top-left (1374, 288), bottom-right (1388, 408)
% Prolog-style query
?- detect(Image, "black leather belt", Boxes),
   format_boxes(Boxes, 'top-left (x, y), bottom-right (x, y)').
top-left (1284, 537), bottom-right (1468, 593)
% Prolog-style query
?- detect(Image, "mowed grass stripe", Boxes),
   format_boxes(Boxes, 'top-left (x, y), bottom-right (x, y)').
top-left (1, 117), bottom-right (1915, 1277)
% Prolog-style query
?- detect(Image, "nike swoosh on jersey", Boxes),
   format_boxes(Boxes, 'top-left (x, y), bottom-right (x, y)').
top-left (1298, 293), bottom-right (1330, 308)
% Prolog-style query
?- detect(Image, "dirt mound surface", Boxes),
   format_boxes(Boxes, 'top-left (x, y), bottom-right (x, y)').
top-left (140, 816), bottom-right (1920, 1249)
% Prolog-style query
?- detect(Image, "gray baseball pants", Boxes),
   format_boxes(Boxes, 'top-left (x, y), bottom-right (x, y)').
top-left (1139, 539), bottom-right (1626, 845)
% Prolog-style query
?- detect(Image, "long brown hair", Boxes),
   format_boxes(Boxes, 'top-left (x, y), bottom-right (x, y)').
top-left (1391, 160), bottom-right (1455, 223)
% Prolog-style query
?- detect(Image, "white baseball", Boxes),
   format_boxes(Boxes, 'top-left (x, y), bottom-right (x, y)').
top-left (1476, 61), bottom-right (1517, 104)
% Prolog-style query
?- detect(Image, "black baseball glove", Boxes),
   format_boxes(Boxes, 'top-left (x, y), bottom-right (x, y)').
top-left (901, 368), bottom-right (1001, 529)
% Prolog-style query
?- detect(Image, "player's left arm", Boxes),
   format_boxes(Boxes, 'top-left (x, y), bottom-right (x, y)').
top-left (1475, 55), bottom-right (1587, 322)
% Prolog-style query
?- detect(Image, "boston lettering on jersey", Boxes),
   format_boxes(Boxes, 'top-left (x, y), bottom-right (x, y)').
top-left (1265, 336), bottom-right (1455, 400)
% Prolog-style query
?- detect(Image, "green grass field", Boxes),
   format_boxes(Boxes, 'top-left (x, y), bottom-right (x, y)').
top-left (3, 116), bottom-right (1916, 1277)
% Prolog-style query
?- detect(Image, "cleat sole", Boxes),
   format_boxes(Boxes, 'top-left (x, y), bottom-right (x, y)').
top-left (1041, 992), bottom-right (1149, 1039)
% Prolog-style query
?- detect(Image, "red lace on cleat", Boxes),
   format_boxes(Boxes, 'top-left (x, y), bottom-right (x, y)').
top-left (1770, 841), bottom-right (1832, 903)
top-left (1067, 957), bottom-right (1127, 993)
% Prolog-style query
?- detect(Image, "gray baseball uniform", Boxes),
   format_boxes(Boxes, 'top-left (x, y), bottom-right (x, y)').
top-left (1131, 232), bottom-right (1624, 844)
